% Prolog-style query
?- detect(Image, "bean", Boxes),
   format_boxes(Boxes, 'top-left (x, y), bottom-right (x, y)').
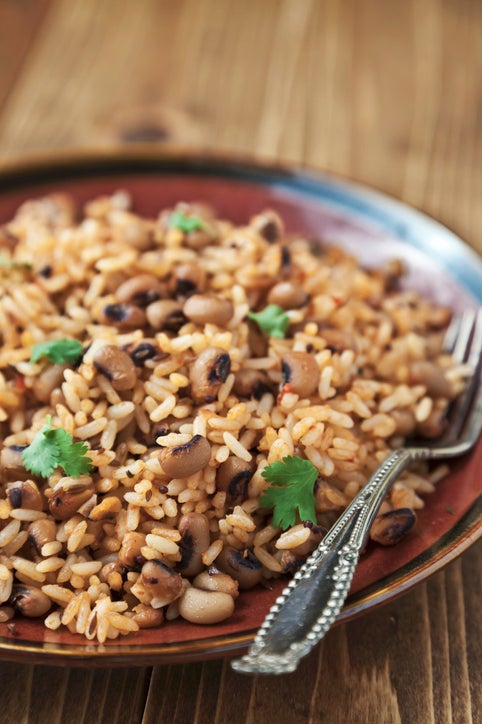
top-left (250, 209), bottom-right (284, 243)
top-left (370, 508), bottom-right (416, 546)
top-left (159, 435), bottom-right (211, 478)
top-left (93, 345), bottom-right (137, 390)
top-left (48, 481), bottom-right (95, 520)
top-left (28, 519), bottom-right (57, 555)
top-left (99, 562), bottom-right (124, 591)
top-left (99, 303), bottom-right (146, 329)
top-left (127, 339), bottom-right (159, 366)
top-left (216, 457), bottom-right (255, 506)
top-left (169, 263), bottom-right (206, 299)
top-left (233, 368), bottom-right (273, 400)
top-left (10, 584), bottom-right (51, 617)
top-left (281, 351), bottom-right (320, 397)
top-left (146, 300), bottom-right (186, 332)
top-left (132, 604), bottom-right (164, 628)
top-left (390, 408), bottom-right (417, 437)
top-left (416, 405), bottom-right (448, 438)
top-left (32, 363), bottom-right (66, 403)
top-left (192, 571), bottom-right (239, 599)
top-left (1, 445), bottom-right (30, 482)
top-left (141, 559), bottom-right (183, 607)
top-left (247, 319), bottom-right (268, 357)
top-left (6, 480), bottom-right (43, 511)
top-left (189, 346), bottom-right (231, 403)
top-left (216, 546), bottom-right (263, 589)
top-left (119, 531), bottom-right (146, 568)
top-left (267, 281), bottom-right (308, 309)
top-left (409, 361), bottom-right (454, 399)
top-left (177, 512), bottom-right (211, 577)
top-left (178, 587), bottom-right (234, 624)
top-left (115, 274), bottom-right (165, 307)
top-left (183, 294), bottom-right (234, 327)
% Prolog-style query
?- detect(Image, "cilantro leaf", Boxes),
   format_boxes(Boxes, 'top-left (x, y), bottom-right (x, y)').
top-left (22, 416), bottom-right (92, 478)
top-left (248, 304), bottom-right (290, 338)
top-left (169, 211), bottom-right (205, 233)
top-left (30, 339), bottom-right (83, 365)
top-left (260, 456), bottom-right (318, 530)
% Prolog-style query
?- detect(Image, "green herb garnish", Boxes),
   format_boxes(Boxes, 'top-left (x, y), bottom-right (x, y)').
top-left (169, 211), bottom-right (205, 233)
top-left (0, 257), bottom-right (33, 271)
top-left (248, 304), bottom-right (290, 338)
top-left (22, 416), bottom-right (92, 478)
top-left (260, 456), bottom-right (318, 530)
top-left (30, 339), bottom-right (83, 365)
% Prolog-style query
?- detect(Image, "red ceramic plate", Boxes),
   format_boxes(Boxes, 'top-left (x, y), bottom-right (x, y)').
top-left (0, 149), bottom-right (480, 666)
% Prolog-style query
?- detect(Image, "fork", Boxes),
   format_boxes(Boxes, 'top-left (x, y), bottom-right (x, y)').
top-left (232, 308), bottom-right (482, 675)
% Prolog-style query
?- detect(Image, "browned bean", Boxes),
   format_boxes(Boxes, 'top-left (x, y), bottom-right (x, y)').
top-left (233, 369), bottom-right (273, 400)
top-left (32, 364), bottom-right (66, 403)
top-left (141, 559), bottom-right (183, 607)
top-left (247, 319), bottom-right (268, 357)
top-left (159, 435), bottom-right (211, 478)
top-left (119, 531), bottom-right (146, 568)
top-left (177, 512), bottom-right (211, 576)
top-left (146, 300), bottom-right (186, 332)
top-left (189, 347), bottom-right (231, 403)
top-left (178, 587), bottom-right (234, 624)
top-left (48, 481), bottom-right (95, 520)
top-left (93, 345), bottom-right (137, 390)
top-left (10, 584), bottom-right (51, 617)
top-left (281, 351), bottom-right (320, 397)
top-left (115, 274), bottom-right (165, 307)
top-left (416, 405), bottom-right (448, 438)
top-left (370, 508), bottom-right (416, 546)
top-left (28, 519), bottom-right (57, 555)
top-left (183, 294), bottom-right (234, 327)
top-left (1, 445), bottom-right (31, 482)
top-left (126, 339), bottom-right (160, 366)
top-left (250, 209), bottom-right (284, 243)
top-left (216, 457), bottom-right (255, 506)
top-left (390, 408), bottom-right (417, 437)
top-left (169, 263), bottom-right (206, 299)
top-left (132, 603), bottom-right (164, 628)
top-left (409, 361), bottom-right (455, 399)
top-left (267, 281), bottom-right (308, 309)
top-left (99, 562), bottom-right (124, 591)
top-left (216, 546), bottom-right (263, 589)
top-left (6, 480), bottom-right (43, 511)
top-left (192, 571), bottom-right (239, 599)
top-left (99, 303), bottom-right (146, 329)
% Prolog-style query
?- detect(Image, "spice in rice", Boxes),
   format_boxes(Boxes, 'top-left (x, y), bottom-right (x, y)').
top-left (0, 192), bottom-right (465, 642)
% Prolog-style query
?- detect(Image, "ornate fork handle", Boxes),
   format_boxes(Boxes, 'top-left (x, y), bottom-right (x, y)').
top-left (232, 446), bottom-right (429, 675)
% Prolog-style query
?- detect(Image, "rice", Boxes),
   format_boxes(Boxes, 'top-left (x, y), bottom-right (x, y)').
top-left (0, 192), bottom-right (462, 641)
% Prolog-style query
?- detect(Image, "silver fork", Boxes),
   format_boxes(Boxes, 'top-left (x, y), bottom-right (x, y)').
top-left (232, 308), bottom-right (482, 675)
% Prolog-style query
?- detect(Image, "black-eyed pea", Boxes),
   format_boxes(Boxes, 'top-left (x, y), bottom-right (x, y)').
top-left (6, 480), bottom-right (43, 511)
top-left (267, 281), bottom-right (308, 309)
top-left (89, 496), bottom-right (122, 521)
top-left (115, 274), bottom-right (165, 307)
top-left (118, 531), bottom-right (146, 568)
top-left (370, 508), bottom-right (416, 546)
top-left (189, 347), bottom-right (231, 403)
top-left (178, 587), bottom-right (235, 624)
top-left (232, 369), bottom-right (273, 400)
top-left (93, 345), bottom-right (137, 391)
top-left (250, 209), bottom-right (284, 243)
top-left (192, 571), bottom-right (239, 599)
top-left (131, 603), bottom-right (164, 629)
top-left (32, 363), bottom-right (67, 403)
top-left (48, 482), bottom-right (95, 521)
top-left (141, 559), bottom-right (183, 608)
top-left (159, 435), bottom-right (211, 479)
top-left (0, 445), bottom-right (29, 482)
top-left (169, 263), bottom-right (206, 299)
top-left (177, 513), bottom-right (210, 577)
top-left (215, 457), bottom-right (256, 507)
top-left (390, 408), bottom-right (417, 437)
top-left (10, 584), bottom-right (51, 617)
top-left (99, 561), bottom-right (124, 591)
top-left (215, 547), bottom-right (263, 589)
top-left (99, 303), bottom-right (147, 329)
top-left (146, 300), bottom-right (186, 332)
top-left (28, 519), bottom-right (57, 555)
top-left (409, 361), bottom-right (455, 399)
top-left (281, 351), bottom-right (320, 397)
top-left (183, 294), bottom-right (234, 327)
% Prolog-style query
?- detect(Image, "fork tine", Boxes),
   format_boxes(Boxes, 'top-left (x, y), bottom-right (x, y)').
top-left (450, 309), bottom-right (477, 362)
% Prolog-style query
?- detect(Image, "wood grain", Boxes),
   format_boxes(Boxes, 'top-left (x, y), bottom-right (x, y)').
top-left (0, 0), bottom-right (481, 721)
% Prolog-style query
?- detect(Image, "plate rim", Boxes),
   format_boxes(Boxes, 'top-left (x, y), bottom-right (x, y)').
top-left (0, 146), bottom-right (480, 666)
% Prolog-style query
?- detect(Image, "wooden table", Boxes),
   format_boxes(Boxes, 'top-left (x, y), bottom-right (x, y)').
top-left (0, 1), bottom-right (481, 722)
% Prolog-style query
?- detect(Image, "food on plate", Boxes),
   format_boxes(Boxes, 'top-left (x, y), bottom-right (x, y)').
top-left (0, 192), bottom-right (466, 642)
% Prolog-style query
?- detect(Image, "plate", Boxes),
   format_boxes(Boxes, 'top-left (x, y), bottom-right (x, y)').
top-left (0, 149), bottom-right (480, 666)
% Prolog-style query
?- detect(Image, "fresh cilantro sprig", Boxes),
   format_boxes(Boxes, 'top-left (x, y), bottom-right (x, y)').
top-left (248, 304), bottom-right (290, 338)
top-left (260, 456), bottom-right (318, 530)
top-left (22, 416), bottom-right (92, 478)
top-left (30, 339), bottom-right (84, 365)
top-left (169, 211), bottom-right (205, 233)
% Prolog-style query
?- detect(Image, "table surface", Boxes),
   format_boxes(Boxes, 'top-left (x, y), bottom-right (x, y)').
top-left (0, 1), bottom-right (481, 722)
